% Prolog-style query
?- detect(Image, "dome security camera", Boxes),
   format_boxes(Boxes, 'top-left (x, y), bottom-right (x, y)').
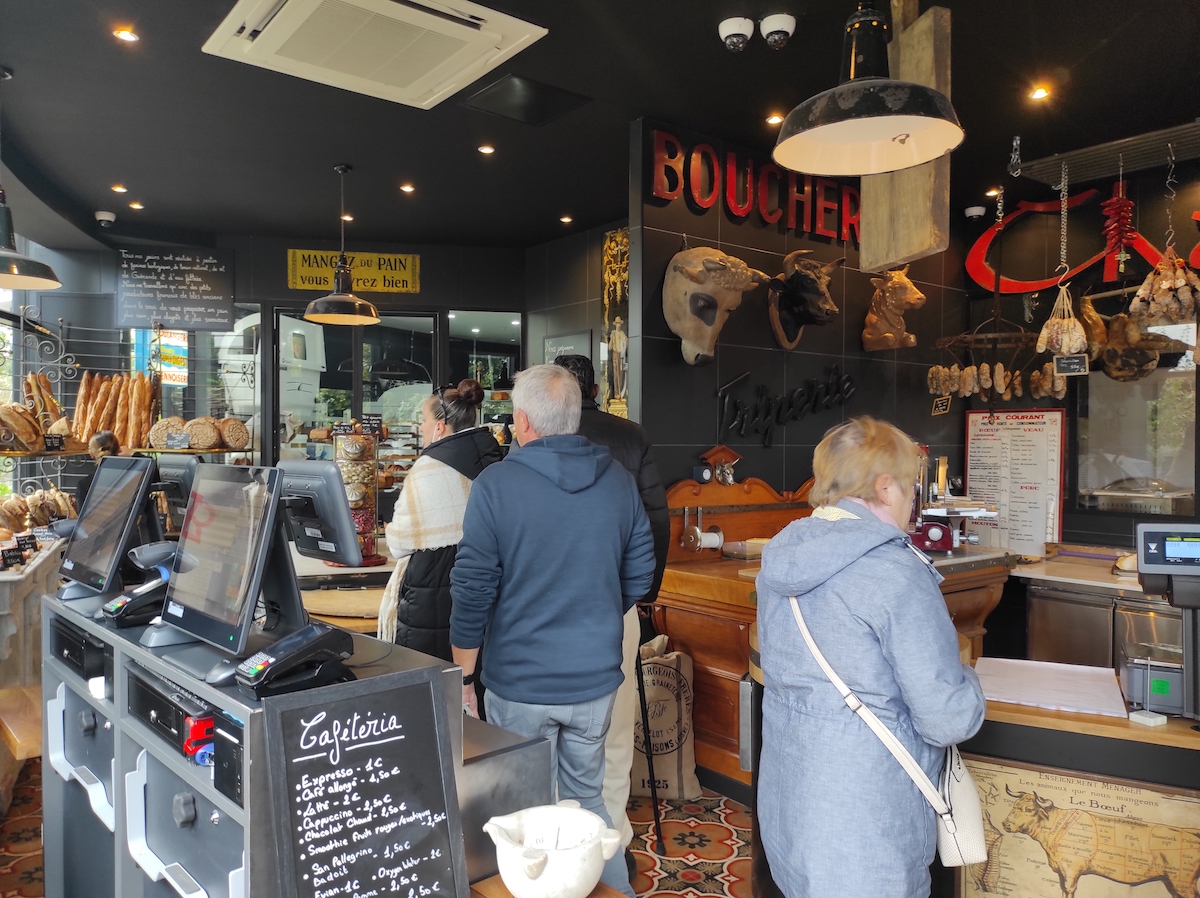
top-left (964, 206), bottom-right (986, 220)
top-left (760, 13), bottom-right (796, 50)
top-left (95, 210), bottom-right (116, 228)
top-left (718, 17), bottom-right (755, 52)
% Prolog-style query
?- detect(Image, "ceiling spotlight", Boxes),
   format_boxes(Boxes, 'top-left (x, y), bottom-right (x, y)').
top-left (400, 184), bottom-right (415, 193)
top-left (471, 328), bottom-right (480, 334)
top-left (111, 184), bottom-right (128, 193)
top-left (128, 201), bottom-right (144, 210)
top-left (985, 188), bottom-right (999, 197)
top-left (113, 28), bottom-right (139, 42)
top-left (766, 113), bottom-right (784, 125)
top-left (760, 14), bottom-right (796, 50)
top-left (341, 213), bottom-right (354, 222)
top-left (560, 215), bottom-right (573, 223)
top-left (1029, 86), bottom-right (1050, 100)
top-left (718, 17), bottom-right (754, 52)
top-left (478, 145), bottom-right (495, 154)
top-left (773, 4), bottom-right (963, 176)
top-left (448, 313), bottom-right (456, 319)
top-left (511, 320), bottom-right (520, 326)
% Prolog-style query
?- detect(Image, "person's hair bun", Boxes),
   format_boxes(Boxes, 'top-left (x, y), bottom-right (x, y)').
top-left (457, 379), bottom-right (485, 407)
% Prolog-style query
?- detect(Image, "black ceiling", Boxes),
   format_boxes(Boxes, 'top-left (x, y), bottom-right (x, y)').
top-left (1, 0), bottom-right (1198, 252)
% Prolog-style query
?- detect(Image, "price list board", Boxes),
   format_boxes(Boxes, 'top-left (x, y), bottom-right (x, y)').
top-left (965, 409), bottom-right (1065, 558)
top-left (265, 667), bottom-right (469, 898)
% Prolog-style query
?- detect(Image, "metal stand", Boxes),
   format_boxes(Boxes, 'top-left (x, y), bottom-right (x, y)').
top-left (634, 644), bottom-right (665, 855)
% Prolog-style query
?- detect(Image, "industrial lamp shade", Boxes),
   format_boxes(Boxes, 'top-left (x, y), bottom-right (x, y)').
top-left (0, 190), bottom-right (61, 291)
top-left (772, 4), bottom-right (963, 177)
top-left (303, 252), bottom-right (380, 325)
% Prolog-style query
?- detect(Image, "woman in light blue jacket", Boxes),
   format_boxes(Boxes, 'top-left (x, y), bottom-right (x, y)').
top-left (756, 417), bottom-right (985, 898)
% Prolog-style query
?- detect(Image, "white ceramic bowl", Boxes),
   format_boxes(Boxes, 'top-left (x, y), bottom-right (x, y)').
top-left (483, 801), bottom-right (621, 898)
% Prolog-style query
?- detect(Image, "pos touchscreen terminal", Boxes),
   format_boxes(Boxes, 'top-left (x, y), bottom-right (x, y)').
top-left (58, 455), bottom-right (162, 609)
top-left (152, 461), bottom-right (363, 693)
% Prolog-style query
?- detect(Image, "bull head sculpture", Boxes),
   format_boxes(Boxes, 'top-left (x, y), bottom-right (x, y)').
top-left (767, 251), bottom-right (845, 351)
top-left (662, 247), bottom-right (769, 365)
top-left (862, 265), bottom-right (927, 351)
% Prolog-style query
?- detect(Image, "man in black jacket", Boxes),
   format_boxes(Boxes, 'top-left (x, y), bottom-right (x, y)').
top-left (555, 354), bottom-right (669, 867)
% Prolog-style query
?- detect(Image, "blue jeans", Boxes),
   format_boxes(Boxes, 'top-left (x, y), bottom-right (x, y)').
top-left (485, 689), bottom-right (634, 898)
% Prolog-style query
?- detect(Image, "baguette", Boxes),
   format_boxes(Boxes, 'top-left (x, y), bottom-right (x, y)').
top-left (99, 374), bottom-right (122, 434)
top-left (113, 376), bottom-right (130, 448)
top-left (27, 372), bottom-right (50, 432)
top-left (72, 371), bottom-right (92, 439)
top-left (85, 380), bottom-right (111, 439)
top-left (38, 373), bottom-right (62, 421)
top-left (129, 375), bottom-right (144, 448)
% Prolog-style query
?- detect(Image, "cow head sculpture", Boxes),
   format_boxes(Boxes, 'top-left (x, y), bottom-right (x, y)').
top-left (862, 265), bottom-right (927, 351)
top-left (662, 247), bottom-right (768, 365)
top-left (767, 251), bottom-right (845, 350)
top-left (1002, 786), bottom-right (1054, 834)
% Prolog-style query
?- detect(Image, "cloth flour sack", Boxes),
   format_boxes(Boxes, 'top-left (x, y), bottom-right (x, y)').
top-left (631, 635), bottom-right (702, 800)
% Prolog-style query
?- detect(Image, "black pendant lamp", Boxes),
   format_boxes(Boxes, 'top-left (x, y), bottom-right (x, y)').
top-left (772, 4), bottom-right (963, 177)
top-left (0, 68), bottom-right (61, 291)
top-left (303, 164), bottom-right (379, 326)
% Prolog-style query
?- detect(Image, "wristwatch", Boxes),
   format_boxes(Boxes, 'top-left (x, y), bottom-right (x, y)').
top-left (462, 672), bottom-right (476, 686)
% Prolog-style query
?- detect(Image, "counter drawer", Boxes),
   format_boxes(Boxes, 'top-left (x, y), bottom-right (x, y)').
top-left (651, 600), bottom-right (750, 673)
top-left (125, 749), bottom-right (245, 898)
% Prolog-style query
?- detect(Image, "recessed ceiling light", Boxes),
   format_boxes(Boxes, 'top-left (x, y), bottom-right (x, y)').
top-left (471, 327), bottom-right (480, 333)
top-left (766, 113), bottom-right (784, 125)
top-left (113, 27), bottom-right (139, 42)
top-left (511, 320), bottom-right (520, 326)
top-left (447, 313), bottom-right (456, 319)
top-left (985, 188), bottom-right (999, 197)
top-left (560, 215), bottom-right (572, 223)
top-left (1029, 86), bottom-right (1050, 100)
top-left (341, 214), bottom-right (354, 222)
top-left (129, 201), bottom-right (144, 210)
top-left (399, 184), bottom-right (415, 193)
top-left (477, 145), bottom-right (495, 155)
top-left (111, 184), bottom-right (127, 193)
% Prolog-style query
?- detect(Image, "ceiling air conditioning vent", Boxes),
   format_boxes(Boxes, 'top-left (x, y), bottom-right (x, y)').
top-left (202, 0), bottom-right (547, 109)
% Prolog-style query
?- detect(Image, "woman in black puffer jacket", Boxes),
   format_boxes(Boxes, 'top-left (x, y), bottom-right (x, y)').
top-left (379, 379), bottom-right (501, 659)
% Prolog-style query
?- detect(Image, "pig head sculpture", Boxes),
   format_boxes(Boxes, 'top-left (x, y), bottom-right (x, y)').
top-left (663, 247), bottom-right (769, 365)
top-left (767, 251), bottom-right (846, 350)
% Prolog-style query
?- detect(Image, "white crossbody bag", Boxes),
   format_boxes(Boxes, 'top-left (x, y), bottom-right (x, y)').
top-left (788, 595), bottom-right (987, 866)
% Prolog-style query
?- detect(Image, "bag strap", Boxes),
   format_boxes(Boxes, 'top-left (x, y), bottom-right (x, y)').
top-left (788, 595), bottom-right (950, 817)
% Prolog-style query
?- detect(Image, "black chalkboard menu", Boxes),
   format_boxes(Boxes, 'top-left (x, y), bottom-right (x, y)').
top-left (264, 666), bottom-right (470, 898)
top-left (116, 247), bottom-right (234, 330)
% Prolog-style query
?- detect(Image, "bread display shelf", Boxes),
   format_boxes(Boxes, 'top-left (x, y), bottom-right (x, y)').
top-left (0, 450), bottom-right (89, 458)
top-left (132, 447), bottom-right (243, 454)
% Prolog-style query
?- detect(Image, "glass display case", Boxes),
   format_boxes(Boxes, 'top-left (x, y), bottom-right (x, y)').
top-left (1075, 323), bottom-right (1195, 516)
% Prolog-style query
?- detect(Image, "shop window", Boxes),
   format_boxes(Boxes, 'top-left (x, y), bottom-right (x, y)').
top-left (1075, 323), bottom-right (1196, 516)
top-left (448, 310), bottom-right (520, 389)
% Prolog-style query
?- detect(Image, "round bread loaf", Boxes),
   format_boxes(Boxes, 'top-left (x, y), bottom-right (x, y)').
top-left (491, 391), bottom-right (510, 401)
top-left (218, 417), bottom-right (250, 451)
top-left (163, 416), bottom-right (186, 428)
top-left (309, 427), bottom-right (332, 441)
top-left (184, 419), bottom-right (222, 450)
top-left (147, 418), bottom-right (185, 449)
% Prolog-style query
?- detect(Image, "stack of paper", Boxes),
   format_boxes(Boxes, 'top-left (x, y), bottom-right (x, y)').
top-left (974, 657), bottom-right (1128, 718)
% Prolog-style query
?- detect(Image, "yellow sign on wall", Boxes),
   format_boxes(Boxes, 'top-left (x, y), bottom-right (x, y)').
top-left (286, 249), bottom-right (420, 293)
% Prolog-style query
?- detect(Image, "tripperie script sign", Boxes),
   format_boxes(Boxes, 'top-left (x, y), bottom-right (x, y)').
top-left (718, 367), bottom-right (856, 448)
top-left (265, 667), bottom-right (469, 898)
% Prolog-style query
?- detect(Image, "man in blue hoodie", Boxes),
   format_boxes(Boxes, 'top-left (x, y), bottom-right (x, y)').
top-left (450, 364), bottom-right (655, 898)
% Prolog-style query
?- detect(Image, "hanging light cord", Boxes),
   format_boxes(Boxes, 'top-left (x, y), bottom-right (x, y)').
top-left (339, 170), bottom-right (346, 252)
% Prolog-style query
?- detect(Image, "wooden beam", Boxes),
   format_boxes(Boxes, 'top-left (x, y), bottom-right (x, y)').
top-left (859, 6), bottom-right (953, 273)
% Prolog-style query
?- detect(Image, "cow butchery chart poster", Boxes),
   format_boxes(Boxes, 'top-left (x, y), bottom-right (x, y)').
top-left (966, 410), bottom-right (1065, 558)
top-left (962, 756), bottom-right (1200, 898)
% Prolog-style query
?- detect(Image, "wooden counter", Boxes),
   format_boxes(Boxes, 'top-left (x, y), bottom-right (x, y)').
top-left (655, 549), bottom-right (1011, 786)
top-left (984, 700), bottom-right (1200, 750)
